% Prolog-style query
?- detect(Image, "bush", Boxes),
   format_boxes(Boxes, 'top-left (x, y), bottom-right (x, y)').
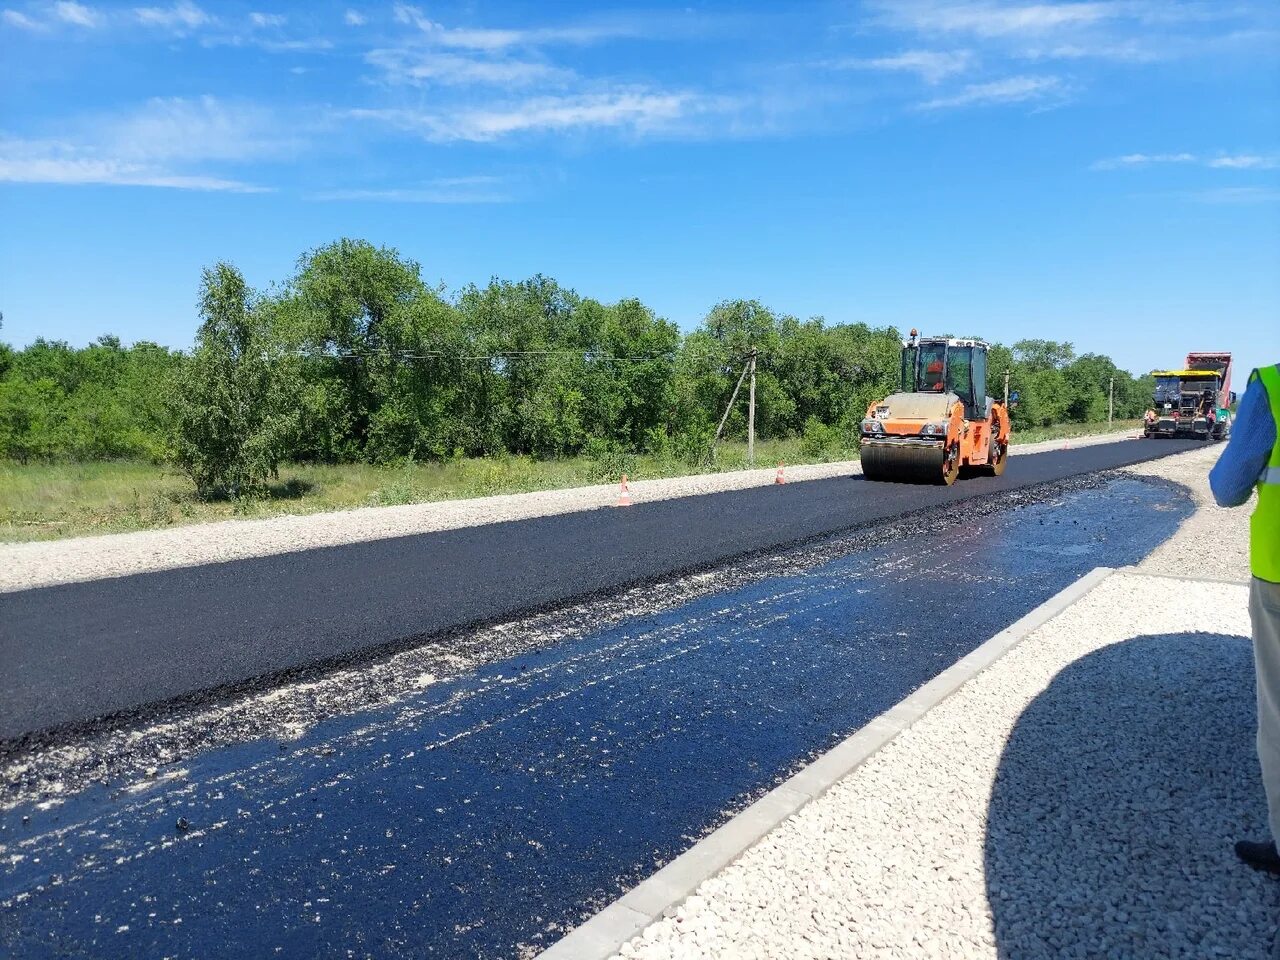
top-left (800, 416), bottom-right (841, 460)
top-left (585, 437), bottom-right (636, 482)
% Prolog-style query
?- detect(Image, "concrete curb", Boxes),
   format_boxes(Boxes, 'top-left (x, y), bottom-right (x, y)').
top-left (538, 565), bottom-right (1119, 960)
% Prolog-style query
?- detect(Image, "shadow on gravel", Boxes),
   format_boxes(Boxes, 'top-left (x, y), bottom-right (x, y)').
top-left (984, 632), bottom-right (1280, 960)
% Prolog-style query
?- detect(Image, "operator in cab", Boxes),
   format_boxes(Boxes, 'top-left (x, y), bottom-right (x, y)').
top-left (1210, 362), bottom-right (1280, 873)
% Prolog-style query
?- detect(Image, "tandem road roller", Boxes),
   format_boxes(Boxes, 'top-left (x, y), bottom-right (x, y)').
top-left (860, 331), bottom-right (1010, 485)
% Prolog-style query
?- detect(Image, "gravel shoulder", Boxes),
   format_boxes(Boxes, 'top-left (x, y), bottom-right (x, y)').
top-left (604, 444), bottom-right (1274, 960)
top-left (0, 429), bottom-right (1143, 594)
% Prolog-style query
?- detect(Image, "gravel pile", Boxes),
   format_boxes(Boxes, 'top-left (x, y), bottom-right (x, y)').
top-left (612, 447), bottom-right (1275, 960)
top-left (0, 429), bottom-right (1141, 594)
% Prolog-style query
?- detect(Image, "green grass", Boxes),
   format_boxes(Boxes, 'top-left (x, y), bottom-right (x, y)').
top-left (1009, 418), bottom-right (1140, 445)
top-left (0, 420), bottom-right (1140, 544)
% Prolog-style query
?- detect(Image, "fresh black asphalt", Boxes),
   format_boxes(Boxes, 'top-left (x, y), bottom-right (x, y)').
top-left (0, 438), bottom-right (1201, 741)
top-left (1, 476), bottom-right (1193, 958)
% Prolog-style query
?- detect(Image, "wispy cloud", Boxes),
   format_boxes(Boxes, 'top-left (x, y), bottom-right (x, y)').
top-left (827, 49), bottom-right (974, 83)
top-left (314, 176), bottom-right (510, 203)
top-left (53, 1), bottom-right (102, 28)
top-left (1094, 151), bottom-right (1279, 170)
top-left (916, 74), bottom-right (1063, 110)
top-left (365, 47), bottom-right (569, 87)
top-left (248, 12), bottom-right (285, 29)
top-left (1207, 154), bottom-right (1278, 170)
top-left (351, 89), bottom-right (731, 143)
top-left (0, 96), bottom-right (292, 193)
top-left (0, 142), bottom-right (267, 191)
top-left (2, 9), bottom-right (42, 29)
top-left (344, 9), bottom-right (365, 27)
top-left (865, 0), bottom-right (1265, 64)
top-left (390, 3), bottom-right (643, 52)
top-left (134, 1), bottom-right (212, 32)
top-left (878, 1), bottom-right (1115, 39)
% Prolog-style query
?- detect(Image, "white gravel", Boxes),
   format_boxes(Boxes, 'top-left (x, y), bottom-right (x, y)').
top-left (0, 429), bottom-right (1144, 594)
top-left (611, 445), bottom-right (1275, 960)
top-left (1124, 441), bottom-right (1252, 582)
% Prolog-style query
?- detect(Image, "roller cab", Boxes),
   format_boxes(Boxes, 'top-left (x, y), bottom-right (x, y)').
top-left (860, 332), bottom-right (1011, 485)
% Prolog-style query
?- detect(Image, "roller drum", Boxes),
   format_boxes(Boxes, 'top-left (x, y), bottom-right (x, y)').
top-left (861, 440), bottom-right (947, 483)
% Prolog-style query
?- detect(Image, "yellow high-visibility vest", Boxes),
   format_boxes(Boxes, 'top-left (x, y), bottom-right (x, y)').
top-left (1252, 364), bottom-right (1280, 583)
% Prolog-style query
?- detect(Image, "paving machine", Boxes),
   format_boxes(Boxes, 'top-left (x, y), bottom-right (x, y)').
top-left (1145, 351), bottom-right (1233, 442)
top-left (861, 331), bottom-right (1011, 485)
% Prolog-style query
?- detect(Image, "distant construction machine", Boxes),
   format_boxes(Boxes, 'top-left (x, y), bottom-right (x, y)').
top-left (1145, 351), bottom-right (1234, 442)
top-left (861, 331), bottom-right (1011, 485)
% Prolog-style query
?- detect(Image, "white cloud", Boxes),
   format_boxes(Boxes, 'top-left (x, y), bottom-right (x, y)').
top-left (2, 9), bottom-right (42, 29)
top-left (1207, 154), bottom-right (1277, 170)
top-left (352, 89), bottom-right (723, 142)
top-left (829, 49), bottom-right (974, 83)
top-left (916, 74), bottom-right (1062, 109)
top-left (1093, 152), bottom-right (1278, 170)
top-left (865, 0), bottom-right (1258, 65)
top-left (314, 177), bottom-right (509, 203)
top-left (390, 3), bottom-right (641, 51)
top-left (366, 48), bottom-right (569, 87)
top-left (343, 9), bottom-right (365, 27)
top-left (134, 1), bottom-right (211, 31)
top-left (0, 96), bottom-right (296, 193)
top-left (248, 12), bottom-right (285, 28)
top-left (0, 141), bottom-right (267, 191)
top-left (53, 1), bottom-right (102, 28)
top-left (93, 96), bottom-right (297, 163)
top-left (1093, 152), bottom-right (1197, 168)
top-left (877, 2), bottom-right (1115, 39)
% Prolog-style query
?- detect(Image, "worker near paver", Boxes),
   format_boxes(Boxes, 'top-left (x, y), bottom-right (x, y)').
top-left (1210, 362), bottom-right (1280, 873)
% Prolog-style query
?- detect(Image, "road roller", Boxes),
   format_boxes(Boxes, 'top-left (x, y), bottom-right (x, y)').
top-left (860, 331), bottom-right (1010, 485)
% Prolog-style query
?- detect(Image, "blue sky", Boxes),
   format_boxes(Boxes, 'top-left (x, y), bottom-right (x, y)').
top-left (1, 0), bottom-right (1278, 378)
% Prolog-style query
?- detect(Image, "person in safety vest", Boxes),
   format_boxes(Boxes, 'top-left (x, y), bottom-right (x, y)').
top-left (1210, 363), bottom-right (1280, 873)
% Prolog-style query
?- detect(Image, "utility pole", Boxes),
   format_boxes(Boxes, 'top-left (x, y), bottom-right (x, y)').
top-left (1108, 376), bottom-right (1115, 424)
top-left (747, 348), bottom-right (757, 467)
top-left (1003, 370), bottom-right (1010, 409)
top-left (714, 360), bottom-right (750, 443)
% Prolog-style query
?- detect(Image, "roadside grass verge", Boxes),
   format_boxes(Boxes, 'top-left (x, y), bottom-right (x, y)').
top-left (0, 420), bottom-right (1140, 543)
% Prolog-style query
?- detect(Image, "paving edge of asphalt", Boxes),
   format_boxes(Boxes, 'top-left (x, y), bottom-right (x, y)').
top-left (536, 564), bottom-right (1121, 960)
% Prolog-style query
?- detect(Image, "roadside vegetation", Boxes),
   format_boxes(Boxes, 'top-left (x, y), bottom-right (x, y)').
top-left (1, 422), bottom-right (1141, 543)
top-left (1, 238), bottom-right (1155, 540)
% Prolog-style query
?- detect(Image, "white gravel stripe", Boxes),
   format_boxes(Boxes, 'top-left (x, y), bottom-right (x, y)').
top-left (597, 444), bottom-right (1273, 960)
top-left (0, 429), bottom-right (1143, 594)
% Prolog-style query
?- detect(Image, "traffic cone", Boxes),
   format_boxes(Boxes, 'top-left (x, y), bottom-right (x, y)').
top-left (616, 474), bottom-right (632, 507)
top-left (775, 462), bottom-right (786, 485)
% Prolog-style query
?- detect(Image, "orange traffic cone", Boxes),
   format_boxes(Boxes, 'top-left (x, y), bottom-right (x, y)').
top-left (616, 474), bottom-right (632, 507)
top-left (775, 462), bottom-right (786, 485)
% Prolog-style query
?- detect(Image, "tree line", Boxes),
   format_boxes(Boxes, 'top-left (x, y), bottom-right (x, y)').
top-left (0, 239), bottom-right (1155, 498)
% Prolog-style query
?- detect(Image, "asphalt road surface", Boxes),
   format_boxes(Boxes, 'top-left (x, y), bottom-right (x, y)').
top-left (0, 476), bottom-right (1192, 958)
top-left (0, 438), bottom-right (1201, 741)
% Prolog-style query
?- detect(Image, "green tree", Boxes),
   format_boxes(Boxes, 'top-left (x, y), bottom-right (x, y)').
top-left (170, 263), bottom-right (301, 499)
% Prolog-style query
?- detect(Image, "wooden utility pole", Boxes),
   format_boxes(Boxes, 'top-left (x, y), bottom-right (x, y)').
top-left (1108, 376), bottom-right (1115, 424)
top-left (715, 361), bottom-right (750, 442)
top-left (747, 348), bottom-right (757, 467)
